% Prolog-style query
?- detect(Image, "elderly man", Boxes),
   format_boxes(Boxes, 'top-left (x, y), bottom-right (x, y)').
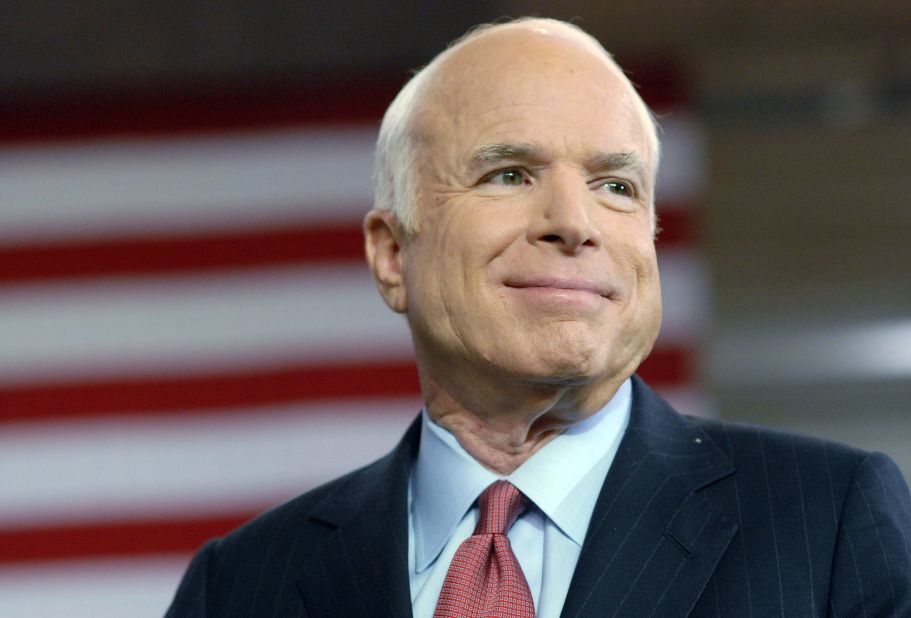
top-left (167, 18), bottom-right (911, 617)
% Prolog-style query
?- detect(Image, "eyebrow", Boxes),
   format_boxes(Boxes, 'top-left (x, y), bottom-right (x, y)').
top-left (472, 144), bottom-right (646, 177)
top-left (470, 143), bottom-right (538, 166)
top-left (591, 151), bottom-right (648, 185)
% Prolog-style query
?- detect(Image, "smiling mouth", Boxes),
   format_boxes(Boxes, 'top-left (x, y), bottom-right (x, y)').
top-left (504, 278), bottom-right (614, 299)
top-left (502, 279), bottom-right (618, 310)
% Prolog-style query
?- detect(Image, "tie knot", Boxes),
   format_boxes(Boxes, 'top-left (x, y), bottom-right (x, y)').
top-left (474, 480), bottom-right (527, 535)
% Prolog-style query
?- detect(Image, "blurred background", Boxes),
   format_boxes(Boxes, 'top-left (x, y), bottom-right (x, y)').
top-left (1, 1), bottom-right (908, 615)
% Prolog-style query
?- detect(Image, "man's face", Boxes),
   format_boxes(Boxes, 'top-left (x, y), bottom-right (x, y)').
top-left (376, 28), bottom-right (662, 399)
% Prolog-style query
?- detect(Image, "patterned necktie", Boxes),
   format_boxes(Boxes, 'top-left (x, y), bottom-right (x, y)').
top-left (434, 480), bottom-right (535, 618)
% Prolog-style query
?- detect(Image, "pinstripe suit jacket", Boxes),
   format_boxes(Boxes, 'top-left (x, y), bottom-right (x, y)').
top-left (166, 376), bottom-right (911, 617)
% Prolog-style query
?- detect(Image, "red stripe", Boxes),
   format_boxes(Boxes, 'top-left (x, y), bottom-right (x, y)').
top-left (0, 361), bottom-right (420, 425)
top-left (637, 346), bottom-right (692, 385)
top-left (621, 58), bottom-right (690, 112)
top-left (0, 350), bottom-right (692, 565)
top-left (0, 205), bottom-right (696, 286)
top-left (0, 348), bottom-right (690, 426)
top-left (0, 78), bottom-right (402, 145)
top-left (1, 63), bottom-right (686, 146)
top-left (656, 204), bottom-right (700, 246)
top-left (0, 512), bottom-right (258, 564)
top-left (0, 222), bottom-right (366, 286)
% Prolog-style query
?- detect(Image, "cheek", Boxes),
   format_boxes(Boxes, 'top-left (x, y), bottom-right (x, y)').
top-left (630, 246), bottom-right (663, 338)
top-left (605, 237), bottom-right (662, 334)
top-left (433, 205), bottom-right (523, 277)
top-left (403, 221), bottom-right (477, 327)
top-left (640, 243), bottom-right (661, 289)
top-left (637, 248), bottom-right (660, 289)
top-left (605, 229), bottom-right (658, 281)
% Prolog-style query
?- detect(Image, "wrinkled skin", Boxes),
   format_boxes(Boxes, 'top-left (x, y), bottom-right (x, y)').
top-left (365, 24), bottom-right (662, 472)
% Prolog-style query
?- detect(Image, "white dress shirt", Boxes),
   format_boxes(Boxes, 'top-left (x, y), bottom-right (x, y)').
top-left (408, 378), bottom-right (631, 617)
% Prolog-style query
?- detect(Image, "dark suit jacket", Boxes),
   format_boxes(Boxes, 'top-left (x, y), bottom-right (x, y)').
top-left (166, 376), bottom-right (911, 617)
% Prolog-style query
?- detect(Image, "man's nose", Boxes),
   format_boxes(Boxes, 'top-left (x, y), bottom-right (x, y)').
top-left (528, 170), bottom-right (602, 253)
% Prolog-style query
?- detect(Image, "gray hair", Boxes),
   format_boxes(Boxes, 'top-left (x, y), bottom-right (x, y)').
top-left (372, 17), bottom-right (662, 234)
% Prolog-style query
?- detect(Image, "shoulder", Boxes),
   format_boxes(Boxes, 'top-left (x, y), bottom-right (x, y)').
top-left (692, 416), bottom-right (910, 575)
top-left (630, 372), bottom-right (909, 526)
top-left (165, 444), bottom-right (411, 617)
top-left (690, 415), bottom-right (863, 470)
top-left (682, 414), bottom-right (910, 612)
top-left (630, 375), bottom-right (889, 497)
top-left (212, 414), bottom-right (420, 558)
top-left (164, 468), bottom-right (362, 617)
top-left (212, 448), bottom-right (396, 563)
top-left (687, 414), bottom-right (910, 504)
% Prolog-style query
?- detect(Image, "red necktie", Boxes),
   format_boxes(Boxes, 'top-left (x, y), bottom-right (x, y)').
top-left (434, 480), bottom-right (535, 618)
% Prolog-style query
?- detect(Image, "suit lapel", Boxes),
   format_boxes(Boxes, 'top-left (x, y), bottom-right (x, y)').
top-left (294, 379), bottom-right (738, 617)
top-left (561, 377), bottom-right (738, 618)
top-left (296, 418), bottom-right (419, 618)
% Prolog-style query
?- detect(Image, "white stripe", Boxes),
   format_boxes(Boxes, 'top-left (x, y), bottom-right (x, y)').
top-left (0, 263), bottom-right (413, 386)
top-left (0, 252), bottom-right (704, 386)
top-left (0, 398), bottom-right (419, 527)
top-left (0, 128), bottom-right (377, 244)
top-left (0, 556), bottom-right (186, 618)
top-left (653, 385), bottom-right (715, 419)
top-left (657, 247), bottom-right (710, 345)
top-left (0, 122), bottom-right (703, 245)
top-left (712, 318), bottom-right (911, 384)
top-left (655, 114), bottom-right (706, 204)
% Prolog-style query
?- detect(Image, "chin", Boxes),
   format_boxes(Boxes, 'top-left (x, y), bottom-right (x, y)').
top-left (525, 322), bottom-right (650, 387)
top-left (532, 369), bottom-right (596, 388)
top-left (522, 341), bottom-right (607, 386)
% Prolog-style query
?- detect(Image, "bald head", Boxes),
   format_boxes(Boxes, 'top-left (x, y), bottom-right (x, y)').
top-left (373, 18), bottom-right (661, 233)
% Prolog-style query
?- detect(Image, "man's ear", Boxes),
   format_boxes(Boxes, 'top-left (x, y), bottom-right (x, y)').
top-left (364, 209), bottom-right (408, 313)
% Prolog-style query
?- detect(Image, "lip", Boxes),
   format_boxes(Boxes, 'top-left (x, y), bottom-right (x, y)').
top-left (503, 277), bottom-right (614, 299)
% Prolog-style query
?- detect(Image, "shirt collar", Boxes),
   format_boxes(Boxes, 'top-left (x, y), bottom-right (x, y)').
top-left (411, 378), bottom-right (631, 572)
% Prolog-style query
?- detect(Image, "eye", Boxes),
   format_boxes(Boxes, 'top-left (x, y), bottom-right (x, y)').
top-left (598, 179), bottom-right (635, 197)
top-left (484, 168), bottom-right (528, 187)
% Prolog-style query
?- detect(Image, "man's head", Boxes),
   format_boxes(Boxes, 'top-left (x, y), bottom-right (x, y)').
top-left (365, 18), bottom-right (663, 416)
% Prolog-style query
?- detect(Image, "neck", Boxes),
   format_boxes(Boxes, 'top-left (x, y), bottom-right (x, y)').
top-left (421, 370), bottom-right (625, 475)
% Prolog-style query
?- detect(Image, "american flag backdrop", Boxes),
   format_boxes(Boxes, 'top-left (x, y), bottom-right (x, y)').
top-left (0, 71), bottom-right (707, 616)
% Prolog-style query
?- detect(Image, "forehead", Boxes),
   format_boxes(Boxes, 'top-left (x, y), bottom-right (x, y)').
top-left (414, 28), bottom-right (651, 166)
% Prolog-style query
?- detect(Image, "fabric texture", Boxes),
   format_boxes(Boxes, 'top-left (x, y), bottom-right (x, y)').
top-left (165, 376), bottom-right (911, 618)
top-left (409, 379), bottom-right (630, 616)
top-left (434, 481), bottom-right (534, 617)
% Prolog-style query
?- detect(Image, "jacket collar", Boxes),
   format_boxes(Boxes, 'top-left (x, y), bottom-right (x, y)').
top-left (295, 375), bottom-right (738, 618)
top-left (560, 375), bottom-right (737, 617)
top-left (296, 416), bottom-right (419, 618)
